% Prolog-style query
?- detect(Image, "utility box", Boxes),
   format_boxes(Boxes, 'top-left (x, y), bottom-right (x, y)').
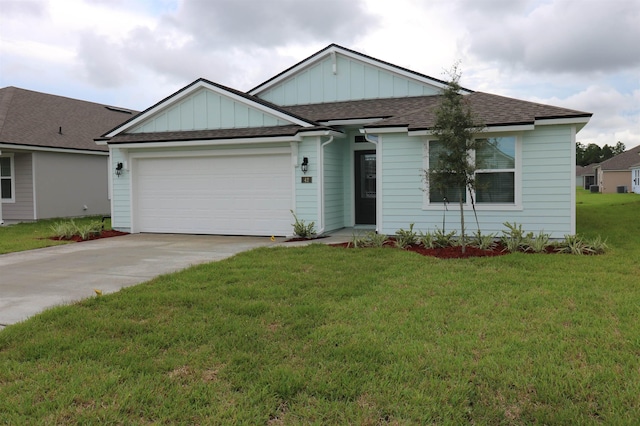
top-left (590, 185), bottom-right (599, 193)
top-left (616, 186), bottom-right (628, 193)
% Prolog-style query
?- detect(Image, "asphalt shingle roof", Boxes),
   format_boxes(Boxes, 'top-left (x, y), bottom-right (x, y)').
top-left (0, 86), bottom-right (137, 152)
top-left (596, 145), bottom-right (640, 171)
top-left (285, 92), bottom-right (591, 130)
top-left (106, 125), bottom-right (335, 144)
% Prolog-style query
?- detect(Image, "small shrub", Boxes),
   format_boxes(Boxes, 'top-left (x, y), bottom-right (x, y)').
top-left (555, 234), bottom-right (607, 255)
top-left (419, 230), bottom-right (436, 248)
top-left (349, 231), bottom-right (367, 248)
top-left (523, 231), bottom-right (551, 253)
top-left (500, 222), bottom-right (529, 253)
top-left (395, 223), bottom-right (418, 248)
top-left (50, 220), bottom-right (77, 239)
top-left (364, 231), bottom-right (388, 248)
top-left (290, 210), bottom-right (316, 238)
top-left (470, 230), bottom-right (497, 250)
top-left (75, 221), bottom-right (102, 240)
top-left (433, 228), bottom-right (457, 248)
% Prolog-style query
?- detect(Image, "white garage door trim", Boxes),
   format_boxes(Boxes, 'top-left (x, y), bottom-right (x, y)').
top-left (130, 148), bottom-right (294, 236)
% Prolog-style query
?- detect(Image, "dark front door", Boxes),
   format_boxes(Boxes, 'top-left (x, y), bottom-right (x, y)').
top-left (355, 150), bottom-right (376, 225)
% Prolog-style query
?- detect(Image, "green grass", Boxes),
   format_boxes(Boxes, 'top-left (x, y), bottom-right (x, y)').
top-left (1, 192), bottom-right (640, 424)
top-left (0, 216), bottom-right (111, 254)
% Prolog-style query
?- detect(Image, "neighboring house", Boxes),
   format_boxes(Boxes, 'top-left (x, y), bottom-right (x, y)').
top-left (0, 87), bottom-right (136, 224)
top-left (630, 162), bottom-right (640, 194)
top-left (576, 163), bottom-right (598, 189)
top-left (96, 44), bottom-right (592, 238)
top-left (593, 145), bottom-right (640, 193)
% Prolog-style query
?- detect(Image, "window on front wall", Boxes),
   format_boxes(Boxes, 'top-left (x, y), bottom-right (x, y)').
top-left (1, 155), bottom-right (14, 202)
top-left (427, 136), bottom-right (516, 205)
top-left (475, 137), bottom-right (516, 203)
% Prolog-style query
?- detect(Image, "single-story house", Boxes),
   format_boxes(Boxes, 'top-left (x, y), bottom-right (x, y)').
top-left (0, 87), bottom-right (137, 224)
top-left (576, 163), bottom-right (598, 190)
top-left (96, 44), bottom-right (592, 238)
top-left (593, 145), bottom-right (640, 193)
top-left (630, 162), bottom-right (640, 194)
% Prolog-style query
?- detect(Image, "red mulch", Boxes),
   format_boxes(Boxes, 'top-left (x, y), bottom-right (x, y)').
top-left (328, 241), bottom-right (508, 259)
top-left (50, 230), bottom-right (129, 243)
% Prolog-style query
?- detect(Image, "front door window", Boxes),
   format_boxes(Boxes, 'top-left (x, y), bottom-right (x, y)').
top-left (355, 150), bottom-right (376, 225)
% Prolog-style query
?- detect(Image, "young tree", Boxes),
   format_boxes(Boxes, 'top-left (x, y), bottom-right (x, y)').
top-left (425, 66), bottom-right (486, 253)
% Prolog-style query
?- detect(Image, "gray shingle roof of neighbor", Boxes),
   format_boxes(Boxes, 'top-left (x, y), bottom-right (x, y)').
top-left (0, 86), bottom-right (137, 152)
top-left (576, 163), bottom-right (599, 176)
top-left (285, 92), bottom-right (592, 130)
top-left (596, 144), bottom-right (640, 171)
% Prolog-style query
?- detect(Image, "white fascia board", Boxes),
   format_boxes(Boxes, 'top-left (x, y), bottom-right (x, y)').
top-left (108, 135), bottom-right (302, 149)
top-left (250, 45), bottom-right (462, 96)
top-left (320, 118), bottom-right (385, 126)
top-left (0, 143), bottom-right (108, 156)
top-left (297, 130), bottom-right (345, 138)
top-left (360, 127), bottom-right (408, 134)
top-left (535, 117), bottom-right (591, 126)
top-left (104, 81), bottom-right (313, 138)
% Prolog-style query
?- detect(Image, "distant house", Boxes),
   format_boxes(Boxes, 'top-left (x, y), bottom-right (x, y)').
top-left (97, 44), bottom-right (592, 238)
top-left (576, 163), bottom-right (598, 189)
top-left (631, 162), bottom-right (640, 194)
top-left (593, 145), bottom-right (640, 193)
top-left (0, 87), bottom-right (136, 224)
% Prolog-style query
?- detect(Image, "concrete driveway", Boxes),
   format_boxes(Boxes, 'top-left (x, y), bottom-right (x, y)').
top-left (0, 234), bottom-right (280, 328)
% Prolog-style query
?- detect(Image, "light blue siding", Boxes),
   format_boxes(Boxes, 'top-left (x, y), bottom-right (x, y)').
top-left (294, 137), bottom-right (319, 226)
top-left (257, 53), bottom-right (442, 106)
top-left (323, 139), bottom-right (347, 232)
top-left (110, 148), bottom-right (131, 231)
top-left (378, 126), bottom-right (575, 238)
top-left (131, 88), bottom-right (290, 133)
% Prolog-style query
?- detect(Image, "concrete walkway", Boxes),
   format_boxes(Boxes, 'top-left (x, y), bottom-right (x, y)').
top-left (0, 230), bottom-right (357, 329)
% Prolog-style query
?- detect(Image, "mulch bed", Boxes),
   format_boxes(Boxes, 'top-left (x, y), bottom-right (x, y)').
top-left (50, 230), bottom-right (129, 243)
top-left (328, 241), bottom-right (508, 259)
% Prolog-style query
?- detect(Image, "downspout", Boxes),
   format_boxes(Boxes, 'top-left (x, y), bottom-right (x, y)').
top-left (317, 134), bottom-right (335, 235)
top-left (362, 130), bottom-right (380, 233)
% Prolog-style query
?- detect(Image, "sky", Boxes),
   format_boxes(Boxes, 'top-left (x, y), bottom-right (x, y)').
top-left (1, 0), bottom-right (638, 148)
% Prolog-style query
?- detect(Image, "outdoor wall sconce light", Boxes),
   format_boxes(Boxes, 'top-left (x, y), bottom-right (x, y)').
top-left (115, 162), bottom-right (124, 177)
top-left (301, 157), bottom-right (309, 174)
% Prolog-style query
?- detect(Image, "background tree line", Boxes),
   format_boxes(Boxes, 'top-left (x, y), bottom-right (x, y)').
top-left (576, 141), bottom-right (625, 166)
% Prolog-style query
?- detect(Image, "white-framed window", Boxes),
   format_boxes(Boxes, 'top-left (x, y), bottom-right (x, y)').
top-left (424, 136), bottom-right (519, 208)
top-left (0, 154), bottom-right (15, 203)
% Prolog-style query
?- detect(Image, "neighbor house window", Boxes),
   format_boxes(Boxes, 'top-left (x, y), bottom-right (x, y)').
top-left (0, 155), bottom-right (14, 202)
top-left (426, 136), bottom-right (517, 205)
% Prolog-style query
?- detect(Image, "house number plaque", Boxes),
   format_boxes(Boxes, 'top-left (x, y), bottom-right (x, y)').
top-left (301, 176), bottom-right (312, 183)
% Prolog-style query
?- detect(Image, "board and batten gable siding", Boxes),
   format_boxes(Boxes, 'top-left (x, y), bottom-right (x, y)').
top-left (257, 54), bottom-right (442, 106)
top-left (379, 125), bottom-right (575, 238)
top-left (1, 152), bottom-right (34, 220)
top-left (322, 138), bottom-right (347, 232)
top-left (130, 88), bottom-right (291, 134)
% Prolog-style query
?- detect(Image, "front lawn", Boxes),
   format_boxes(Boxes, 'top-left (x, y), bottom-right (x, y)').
top-left (0, 216), bottom-right (111, 254)
top-left (1, 191), bottom-right (639, 424)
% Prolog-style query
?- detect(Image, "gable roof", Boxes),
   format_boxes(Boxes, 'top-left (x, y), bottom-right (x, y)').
top-left (99, 78), bottom-right (324, 141)
top-left (248, 43), bottom-right (473, 97)
top-left (576, 163), bottom-right (599, 176)
top-left (285, 92), bottom-right (592, 131)
top-left (595, 145), bottom-right (640, 171)
top-left (0, 86), bottom-right (136, 152)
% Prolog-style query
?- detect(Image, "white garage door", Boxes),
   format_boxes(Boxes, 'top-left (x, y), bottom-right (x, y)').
top-left (134, 153), bottom-right (292, 236)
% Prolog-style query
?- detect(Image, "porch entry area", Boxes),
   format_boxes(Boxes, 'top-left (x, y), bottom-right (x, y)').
top-left (354, 150), bottom-right (376, 225)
